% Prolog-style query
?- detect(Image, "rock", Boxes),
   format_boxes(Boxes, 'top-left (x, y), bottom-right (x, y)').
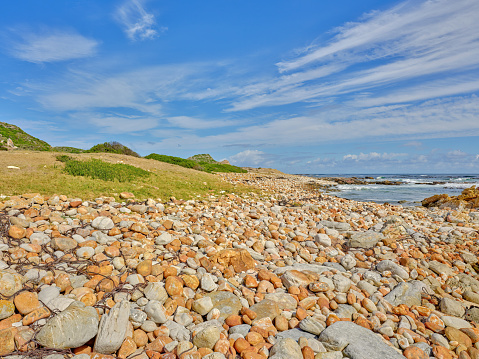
top-left (249, 299), bottom-right (280, 321)
top-left (205, 292), bottom-right (242, 322)
top-left (130, 204), bottom-right (147, 214)
top-left (0, 328), bottom-right (15, 356)
top-left (165, 276), bottom-right (183, 296)
top-left (376, 260), bottom-right (409, 280)
top-left (270, 337), bottom-right (303, 359)
top-left (144, 282), bottom-right (168, 303)
top-left (144, 300), bottom-right (168, 324)
top-left (441, 316), bottom-right (472, 329)
top-left (155, 232), bottom-right (173, 245)
top-left (319, 321), bottom-right (405, 359)
top-left (332, 274), bottom-right (351, 293)
top-left (0, 300), bottom-right (15, 320)
top-left (165, 320), bottom-right (190, 341)
top-left (201, 273), bottom-right (218, 291)
top-left (192, 297), bottom-right (214, 316)
top-left (299, 317), bottom-right (325, 335)
top-left (38, 285), bottom-right (61, 306)
top-left (315, 234), bottom-right (331, 247)
top-left (51, 237), bottom-right (77, 251)
top-left (465, 307), bottom-right (479, 322)
top-left (429, 261), bottom-right (454, 277)
top-left (0, 270), bottom-right (23, 297)
top-left (340, 255), bottom-right (356, 270)
top-left (264, 293), bottom-right (298, 310)
top-left (212, 249), bottom-right (255, 273)
top-left (193, 326), bottom-right (220, 349)
top-left (281, 270), bottom-right (319, 289)
top-left (348, 231), bottom-right (384, 249)
top-left (91, 216), bottom-right (114, 230)
top-left (276, 328), bottom-right (317, 341)
top-left (119, 192), bottom-right (135, 199)
top-left (384, 281), bottom-right (428, 307)
top-left (36, 301), bottom-right (99, 349)
top-left (94, 300), bottom-right (130, 354)
top-left (8, 225), bottom-right (26, 239)
top-left (440, 297), bottom-right (465, 318)
top-left (13, 291), bottom-right (41, 315)
top-left (463, 291), bottom-right (479, 305)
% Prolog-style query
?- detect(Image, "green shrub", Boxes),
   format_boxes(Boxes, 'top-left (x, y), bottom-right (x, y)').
top-left (146, 153), bottom-right (246, 173)
top-left (87, 141), bottom-right (140, 157)
top-left (61, 157), bottom-right (150, 182)
top-left (56, 154), bottom-right (74, 163)
top-left (53, 146), bottom-right (85, 153)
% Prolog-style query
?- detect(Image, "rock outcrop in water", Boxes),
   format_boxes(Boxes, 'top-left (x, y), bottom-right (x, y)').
top-left (422, 185), bottom-right (479, 209)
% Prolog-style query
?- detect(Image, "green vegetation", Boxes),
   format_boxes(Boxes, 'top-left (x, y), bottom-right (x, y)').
top-left (87, 141), bottom-right (140, 157)
top-left (0, 122), bottom-right (51, 151)
top-left (146, 153), bottom-right (246, 173)
top-left (0, 151), bottom-right (249, 201)
top-left (53, 146), bottom-right (85, 153)
top-left (188, 153), bottom-right (217, 164)
top-left (57, 155), bottom-right (150, 182)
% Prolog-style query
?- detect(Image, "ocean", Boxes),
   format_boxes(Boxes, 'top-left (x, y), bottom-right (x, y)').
top-left (305, 174), bottom-right (479, 206)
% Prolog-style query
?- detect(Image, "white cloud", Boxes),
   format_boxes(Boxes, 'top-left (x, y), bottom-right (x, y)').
top-left (72, 113), bottom-right (159, 134)
top-left (9, 29), bottom-right (98, 63)
top-left (343, 152), bottom-right (407, 161)
top-left (228, 150), bottom-right (270, 167)
top-left (115, 0), bottom-right (163, 41)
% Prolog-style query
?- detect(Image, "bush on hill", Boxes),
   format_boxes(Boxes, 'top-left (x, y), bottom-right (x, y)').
top-left (56, 155), bottom-right (150, 182)
top-left (188, 154), bottom-right (217, 164)
top-left (146, 153), bottom-right (246, 173)
top-left (87, 141), bottom-right (140, 157)
top-left (53, 146), bottom-right (85, 153)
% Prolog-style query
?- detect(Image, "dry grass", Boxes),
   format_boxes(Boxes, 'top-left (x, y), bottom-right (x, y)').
top-left (0, 151), bottom-right (252, 201)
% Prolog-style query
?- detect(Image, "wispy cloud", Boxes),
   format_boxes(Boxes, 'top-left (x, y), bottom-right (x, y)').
top-left (228, 150), bottom-right (273, 167)
top-left (115, 0), bottom-right (164, 41)
top-left (343, 152), bottom-right (407, 161)
top-left (8, 29), bottom-right (98, 63)
top-left (228, 0), bottom-right (479, 111)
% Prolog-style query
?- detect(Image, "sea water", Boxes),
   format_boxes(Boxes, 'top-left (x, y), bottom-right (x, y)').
top-left (306, 174), bottom-right (479, 206)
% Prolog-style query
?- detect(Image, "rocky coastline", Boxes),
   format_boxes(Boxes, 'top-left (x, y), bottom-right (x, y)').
top-left (1, 172), bottom-right (479, 359)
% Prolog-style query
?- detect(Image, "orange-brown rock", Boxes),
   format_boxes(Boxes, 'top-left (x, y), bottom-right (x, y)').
top-left (13, 292), bottom-right (42, 315)
top-left (212, 249), bottom-right (255, 273)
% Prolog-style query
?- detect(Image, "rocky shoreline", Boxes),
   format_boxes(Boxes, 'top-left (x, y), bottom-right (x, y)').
top-left (1, 172), bottom-right (479, 359)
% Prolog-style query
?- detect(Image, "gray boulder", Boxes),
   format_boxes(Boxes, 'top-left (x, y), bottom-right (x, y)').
top-left (348, 231), bottom-right (383, 249)
top-left (36, 301), bottom-right (99, 349)
top-left (319, 321), bottom-right (405, 359)
top-left (384, 280), bottom-right (428, 307)
top-left (94, 300), bottom-right (130, 354)
top-left (270, 338), bottom-right (303, 359)
top-left (376, 260), bottom-right (409, 280)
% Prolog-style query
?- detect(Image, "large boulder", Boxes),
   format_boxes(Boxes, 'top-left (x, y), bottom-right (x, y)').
top-left (36, 301), bottom-right (99, 349)
top-left (319, 321), bottom-right (405, 359)
top-left (94, 300), bottom-right (130, 354)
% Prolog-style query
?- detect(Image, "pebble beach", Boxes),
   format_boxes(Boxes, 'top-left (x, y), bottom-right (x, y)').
top-left (1, 172), bottom-right (479, 359)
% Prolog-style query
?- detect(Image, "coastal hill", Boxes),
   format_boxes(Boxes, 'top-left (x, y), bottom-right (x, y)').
top-left (0, 122), bottom-right (51, 151)
top-left (0, 122), bottom-right (251, 200)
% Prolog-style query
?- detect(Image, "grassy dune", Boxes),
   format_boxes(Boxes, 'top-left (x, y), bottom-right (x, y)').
top-left (0, 151), bottom-right (249, 201)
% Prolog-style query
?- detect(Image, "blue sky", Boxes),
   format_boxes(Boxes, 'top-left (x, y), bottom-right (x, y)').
top-left (1, 0), bottom-right (479, 174)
